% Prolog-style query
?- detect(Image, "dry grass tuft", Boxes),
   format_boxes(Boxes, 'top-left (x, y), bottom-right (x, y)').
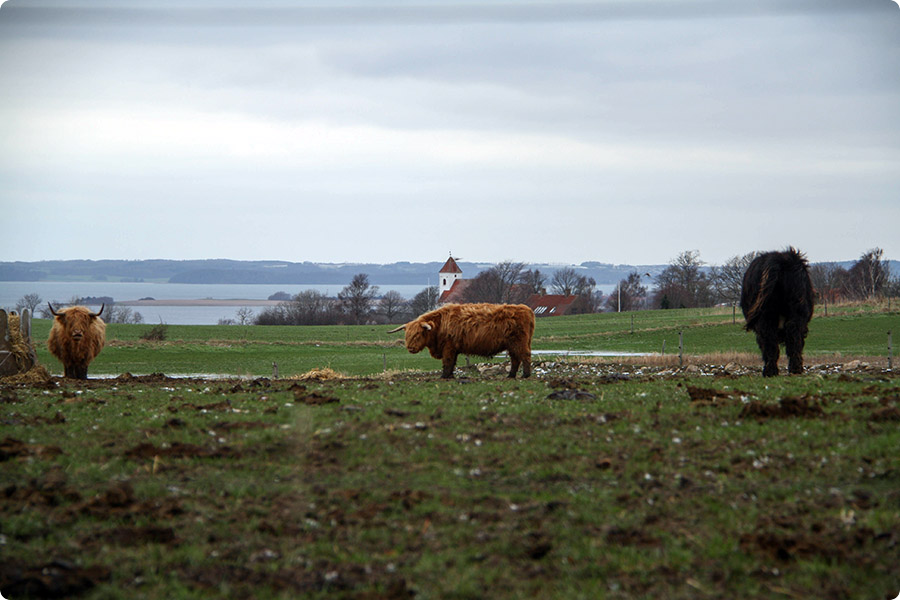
top-left (290, 367), bottom-right (350, 381)
top-left (0, 364), bottom-right (52, 385)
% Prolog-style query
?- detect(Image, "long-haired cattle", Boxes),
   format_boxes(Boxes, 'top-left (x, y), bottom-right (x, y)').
top-left (47, 304), bottom-right (106, 379)
top-left (740, 248), bottom-right (813, 377)
top-left (389, 303), bottom-right (535, 379)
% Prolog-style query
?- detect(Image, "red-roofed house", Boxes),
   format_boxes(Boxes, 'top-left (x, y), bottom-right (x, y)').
top-left (527, 294), bottom-right (585, 317)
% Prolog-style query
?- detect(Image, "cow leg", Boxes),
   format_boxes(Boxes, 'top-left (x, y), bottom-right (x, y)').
top-left (756, 329), bottom-right (780, 377)
top-left (784, 319), bottom-right (807, 375)
top-left (441, 349), bottom-right (458, 379)
top-left (68, 364), bottom-right (88, 379)
top-left (508, 352), bottom-right (531, 378)
top-left (508, 353), bottom-right (520, 378)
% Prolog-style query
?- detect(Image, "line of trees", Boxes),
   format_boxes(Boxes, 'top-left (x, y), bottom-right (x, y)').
top-left (459, 261), bottom-right (603, 313)
top-left (254, 274), bottom-right (441, 326)
top-left (13, 294), bottom-right (146, 324)
top-left (634, 247), bottom-right (897, 311)
top-left (14, 248), bottom-right (896, 327)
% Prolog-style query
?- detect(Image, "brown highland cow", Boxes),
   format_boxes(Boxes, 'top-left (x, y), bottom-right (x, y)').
top-left (47, 304), bottom-right (106, 379)
top-left (389, 303), bottom-right (535, 379)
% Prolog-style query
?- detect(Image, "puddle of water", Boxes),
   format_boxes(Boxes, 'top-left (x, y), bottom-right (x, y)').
top-left (532, 350), bottom-right (653, 357)
top-left (92, 373), bottom-right (254, 380)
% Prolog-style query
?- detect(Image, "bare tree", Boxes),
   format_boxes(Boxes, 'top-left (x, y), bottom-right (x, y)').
top-left (102, 304), bottom-right (144, 324)
top-left (15, 293), bottom-right (42, 314)
top-left (653, 250), bottom-right (715, 308)
top-left (463, 261), bottom-right (527, 303)
top-left (518, 269), bottom-right (546, 295)
top-left (255, 290), bottom-right (340, 325)
top-left (235, 306), bottom-right (254, 325)
top-left (339, 273), bottom-right (380, 325)
top-left (713, 252), bottom-right (758, 305)
top-left (378, 290), bottom-right (407, 323)
top-left (606, 272), bottom-right (647, 311)
top-left (408, 286), bottom-right (439, 317)
top-left (847, 248), bottom-right (890, 300)
top-left (809, 262), bottom-right (849, 304)
top-left (550, 267), bottom-right (580, 296)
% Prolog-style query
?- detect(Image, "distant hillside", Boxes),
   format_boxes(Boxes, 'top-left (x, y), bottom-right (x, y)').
top-left (1, 259), bottom-right (662, 286)
top-left (1, 258), bottom-right (895, 287)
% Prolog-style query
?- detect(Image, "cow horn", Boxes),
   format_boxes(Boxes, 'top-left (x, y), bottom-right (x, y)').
top-left (48, 302), bottom-right (60, 316)
top-left (387, 324), bottom-right (406, 333)
top-left (422, 322), bottom-right (432, 331)
top-left (91, 304), bottom-right (105, 318)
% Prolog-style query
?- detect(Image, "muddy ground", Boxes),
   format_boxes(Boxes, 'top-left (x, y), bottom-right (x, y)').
top-left (2, 360), bottom-right (898, 599)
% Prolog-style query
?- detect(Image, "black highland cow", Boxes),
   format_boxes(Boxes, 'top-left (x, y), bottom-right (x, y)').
top-left (740, 248), bottom-right (814, 377)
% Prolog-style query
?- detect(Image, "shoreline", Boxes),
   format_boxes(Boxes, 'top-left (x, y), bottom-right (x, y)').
top-left (117, 299), bottom-right (283, 307)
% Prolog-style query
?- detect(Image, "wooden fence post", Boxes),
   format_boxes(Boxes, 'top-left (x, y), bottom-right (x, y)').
top-left (678, 331), bottom-right (684, 368)
top-left (889, 331), bottom-right (893, 371)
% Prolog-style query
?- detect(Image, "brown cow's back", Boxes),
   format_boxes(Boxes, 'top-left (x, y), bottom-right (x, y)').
top-left (439, 303), bottom-right (534, 357)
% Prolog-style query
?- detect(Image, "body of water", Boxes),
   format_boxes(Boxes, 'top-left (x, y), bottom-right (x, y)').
top-left (0, 281), bottom-right (427, 325)
top-left (1, 281), bottom-right (622, 325)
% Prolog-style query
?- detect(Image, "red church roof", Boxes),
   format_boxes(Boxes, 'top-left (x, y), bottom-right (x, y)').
top-left (439, 279), bottom-right (471, 304)
top-left (439, 256), bottom-right (462, 274)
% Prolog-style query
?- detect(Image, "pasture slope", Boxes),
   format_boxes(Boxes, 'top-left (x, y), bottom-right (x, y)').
top-left (1, 305), bottom-right (898, 599)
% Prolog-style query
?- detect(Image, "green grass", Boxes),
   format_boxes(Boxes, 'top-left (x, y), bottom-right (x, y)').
top-left (26, 304), bottom-right (900, 377)
top-left (1, 369), bottom-right (898, 599)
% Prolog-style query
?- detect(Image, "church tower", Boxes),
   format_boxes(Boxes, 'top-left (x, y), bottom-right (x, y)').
top-left (438, 255), bottom-right (462, 296)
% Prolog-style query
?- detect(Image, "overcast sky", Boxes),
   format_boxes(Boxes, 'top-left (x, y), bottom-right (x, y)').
top-left (1, 0), bottom-right (898, 267)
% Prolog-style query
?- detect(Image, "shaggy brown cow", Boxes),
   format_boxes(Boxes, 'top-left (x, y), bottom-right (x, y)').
top-left (389, 303), bottom-right (535, 379)
top-left (47, 304), bottom-right (106, 379)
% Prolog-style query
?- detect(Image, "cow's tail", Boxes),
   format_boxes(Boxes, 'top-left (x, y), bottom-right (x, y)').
top-left (744, 264), bottom-right (777, 332)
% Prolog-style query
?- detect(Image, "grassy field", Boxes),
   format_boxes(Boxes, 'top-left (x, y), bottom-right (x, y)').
top-left (25, 303), bottom-right (900, 378)
top-left (2, 305), bottom-right (899, 599)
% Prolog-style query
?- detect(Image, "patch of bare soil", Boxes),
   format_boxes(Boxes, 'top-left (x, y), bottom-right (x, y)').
top-left (175, 399), bottom-right (234, 412)
top-left (604, 526), bottom-right (663, 548)
top-left (870, 405), bottom-right (900, 422)
top-left (0, 437), bottom-right (63, 461)
top-left (114, 372), bottom-right (177, 384)
top-left (178, 563), bottom-right (414, 599)
top-left (683, 384), bottom-right (752, 406)
top-left (64, 481), bottom-right (185, 522)
top-left (0, 560), bottom-right (110, 599)
top-left (124, 441), bottom-right (239, 460)
top-left (2, 467), bottom-right (82, 509)
top-left (2, 411), bottom-right (66, 426)
top-left (291, 383), bottom-right (340, 405)
top-left (738, 395), bottom-right (825, 419)
top-left (79, 525), bottom-right (179, 548)
top-left (740, 516), bottom-right (895, 564)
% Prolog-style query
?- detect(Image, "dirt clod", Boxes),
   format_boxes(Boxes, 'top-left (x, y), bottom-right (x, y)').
top-left (739, 395), bottom-right (824, 419)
